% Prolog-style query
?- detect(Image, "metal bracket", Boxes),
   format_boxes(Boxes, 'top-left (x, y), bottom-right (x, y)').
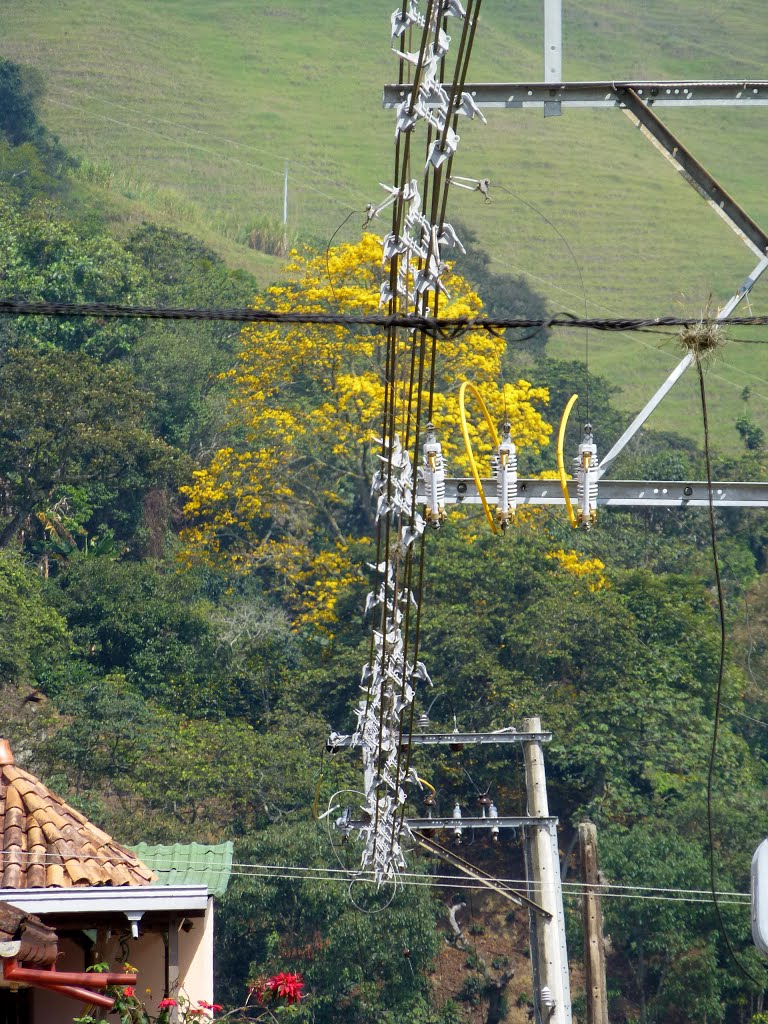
top-left (412, 830), bottom-right (552, 916)
top-left (620, 88), bottom-right (768, 258)
top-left (597, 255), bottom-right (768, 476)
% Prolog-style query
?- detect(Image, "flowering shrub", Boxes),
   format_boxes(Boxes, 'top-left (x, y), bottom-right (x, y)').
top-left (73, 970), bottom-right (304, 1024)
top-left (74, 990), bottom-right (223, 1024)
top-left (248, 972), bottom-right (305, 1007)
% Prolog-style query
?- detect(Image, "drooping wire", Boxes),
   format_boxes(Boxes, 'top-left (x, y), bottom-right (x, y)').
top-left (324, 209), bottom-right (364, 304)
top-left (393, 0), bottom-right (487, 859)
top-left (538, 410), bottom-right (765, 983)
top-left (494, 182), bottom-right (591, 418)
top-left (696, 356), bottom-right (765, 986)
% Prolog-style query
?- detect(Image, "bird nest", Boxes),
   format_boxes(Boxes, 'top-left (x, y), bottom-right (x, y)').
top-left (678, 316), bottom-right (725, 360)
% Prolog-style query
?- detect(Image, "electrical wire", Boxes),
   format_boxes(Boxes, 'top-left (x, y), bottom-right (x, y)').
top-left (533, 446), bottom-right (765, 979)
top-left (3, 298), bottom-right (768, 336)
top-left (458, 380), bottom-right (500, 535)
top-left (556, 393), bottom-right (579, 528)
top-left (696, 356), bottom-right (764, 985)
top-left (50, 86), bottom-right (368, 206)
top-left (220, 869), bottom-right (750, 904)
top-left (493, 182), bottom-right (591, 418)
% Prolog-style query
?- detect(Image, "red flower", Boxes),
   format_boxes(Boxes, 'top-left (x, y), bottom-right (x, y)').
top-left (158, 998), bottom-right (178, 1009)
top-left (248, 979), bottom-right (268, 1005)
top-left (123, 987), bottom-right (135, 998)
top-left (267, 972), bottom-right (304, 1005)
top-left (198, 1003), bottom-right (224, 1014)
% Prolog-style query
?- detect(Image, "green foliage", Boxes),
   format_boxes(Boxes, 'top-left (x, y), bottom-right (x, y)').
top-left (217, 824), bottom-right (442, 1024)
top-left (0, 61), bottom-right (766, 1024)
top-left (0, 58), bottom-right (68, 175)
top-left (49, 558), bottom-right (224, 714)
top-left (48, 558), bottom-right (303, 723)
top-left (37, 669), bottom-right (329, 843)
top-left (0, 139), bottom-right (58, 203)
top-left (0, 195), bottom-right (148, 357)
top-left (736, 415), bottom-right (765, 452)
top-left (600, 825), bottom-right (763, 1023)
top-left (0, 548), bottom-right (69, 685)
top-left (125, 225), bottom-right (258, 452)
top-left (0, 347), bottom-right (184, 548)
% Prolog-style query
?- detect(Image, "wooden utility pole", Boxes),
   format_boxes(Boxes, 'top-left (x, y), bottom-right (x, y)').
top-left (523, 716), bottom-right (571, 1023)
top-left (579, 822), bottom-right (609, 1024)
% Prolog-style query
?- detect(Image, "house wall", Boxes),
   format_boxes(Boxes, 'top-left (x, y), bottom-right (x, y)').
top-left (26, 904), bottom-right (214, 1024)
top-left (32, 937), bottom-right (87, 1024)
top-left (128, 929), bottom-right (167, 1013)
top-left (178, 899), bottom-right (215, 1008)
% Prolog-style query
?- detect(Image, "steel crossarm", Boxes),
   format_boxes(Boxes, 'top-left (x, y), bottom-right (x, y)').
top-left (416, 478), bottom-right (768, 509)
top-left (383, 80), bottom-right (768, 110)
top-left (327, 730), bottom-right (552, 749)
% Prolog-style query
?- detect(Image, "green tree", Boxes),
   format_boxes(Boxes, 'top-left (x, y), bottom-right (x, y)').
top-left (0, 196), bottom-right (148, 358)
top-left (0, 347), bottom-right (183, 548)
top-left (125, 225), bottom-right (258, 453)
top-left (216, 823), bottom-right (443, 1023)
top-left (600, 825), bottom-right (760, 1024)
top-left (0, 548), bottom-right (69, 686)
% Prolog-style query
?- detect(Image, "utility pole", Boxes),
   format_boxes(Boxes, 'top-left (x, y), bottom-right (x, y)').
top-left (579, 822), bottom-right (609, 1024)
top-left (327, 722), bottom-right (573, 1024)
top-left (522, 717), bottom-right (570, 1024)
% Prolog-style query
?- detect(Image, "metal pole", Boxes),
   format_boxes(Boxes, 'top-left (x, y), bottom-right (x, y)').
top-left (543, 0), bottom-right (562, 116)
top-left (579, 823), bottom-right (608, 1024)
top-left (283, 160), bottom-right (289, 256)
top-left (523, 716), bottom-right (571, 1023)
top-left (598, 254), bottom-right (768, 478)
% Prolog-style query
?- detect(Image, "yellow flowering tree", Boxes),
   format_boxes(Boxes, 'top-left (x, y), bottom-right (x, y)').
top-left (180, 234), bottom-right (551, 631)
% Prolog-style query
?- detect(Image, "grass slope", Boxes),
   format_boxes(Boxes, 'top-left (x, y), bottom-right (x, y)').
top-left (3, 0), bottom-right (768, 449)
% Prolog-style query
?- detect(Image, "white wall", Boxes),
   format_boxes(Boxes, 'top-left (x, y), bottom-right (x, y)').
top-left (22, 904), bottom-right (214, 1024)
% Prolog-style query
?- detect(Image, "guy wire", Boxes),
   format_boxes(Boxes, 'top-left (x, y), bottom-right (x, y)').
top-left (696, 357), bottom-right (764, 987)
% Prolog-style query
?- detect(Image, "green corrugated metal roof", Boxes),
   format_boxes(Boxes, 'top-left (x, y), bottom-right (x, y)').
top-left (130, 842), bottom-right (233, 898)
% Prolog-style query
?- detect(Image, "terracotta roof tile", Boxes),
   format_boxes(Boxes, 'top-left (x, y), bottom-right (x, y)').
top-left (0, 741), bottom-right (155, 889)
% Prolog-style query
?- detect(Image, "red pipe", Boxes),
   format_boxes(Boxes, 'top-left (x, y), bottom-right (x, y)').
top-left (3, 958), bottom-right (135, 988)
top-left (31, 980), bottom-right (115, 1009)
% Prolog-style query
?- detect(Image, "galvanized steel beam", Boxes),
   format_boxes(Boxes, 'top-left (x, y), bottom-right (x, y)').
top-left (621, 87), bottom-right (768, 257)
top-left (383, 80), bottom-right (768, 109)
top-left (328, 730), bottom-right (552, 749)
top-left (416, 479), bottom-right (768, 509)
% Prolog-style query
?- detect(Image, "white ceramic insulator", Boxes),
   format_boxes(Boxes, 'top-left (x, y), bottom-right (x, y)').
top-left (492, 439), bottom-right (517, 517)
top-left (452, 801), bottom-right (463, 838)
top-left (489, 800), bottom-right (499, 839)
top-left (574, 441), bottom-right (598, 523)
top-left (423, 437), bottom-right (446, 523)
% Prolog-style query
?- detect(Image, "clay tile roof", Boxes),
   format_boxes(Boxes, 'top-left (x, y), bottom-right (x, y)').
top-left (0, 739), bottom-right (156, 889)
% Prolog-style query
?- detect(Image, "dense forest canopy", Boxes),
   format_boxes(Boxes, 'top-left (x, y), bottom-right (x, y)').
top-left (1, 56), bottom-right (768, 1023)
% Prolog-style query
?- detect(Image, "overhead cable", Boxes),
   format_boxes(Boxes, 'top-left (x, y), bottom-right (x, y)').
top-left (1, 299), bottom-right (768, 338)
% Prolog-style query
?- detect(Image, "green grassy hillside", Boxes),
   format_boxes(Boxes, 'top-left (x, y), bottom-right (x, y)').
top-left (3, 0), bottom-right (768, 450)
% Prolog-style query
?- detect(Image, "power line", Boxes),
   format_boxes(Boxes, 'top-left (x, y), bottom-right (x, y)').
top-left (223, 868), bottom-right (749, 904)
top-left (50, 87), bottom-right (367, 207)
top-left (0, 848), bottom-right (747, 900)
top-left (3, 298), bottom-right (768, 336)
top-left (47, 96), bottom-right (355, 210)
